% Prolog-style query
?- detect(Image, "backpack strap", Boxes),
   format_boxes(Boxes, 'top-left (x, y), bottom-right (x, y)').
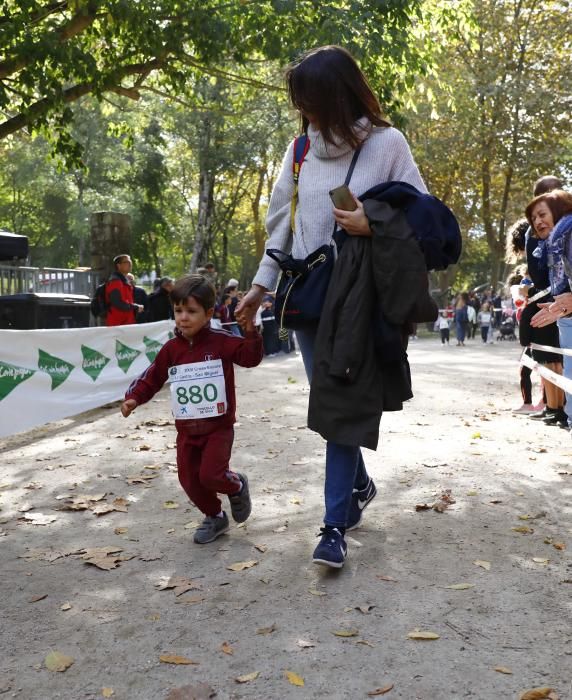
top-left (290, 135), bottom-right (310, 233)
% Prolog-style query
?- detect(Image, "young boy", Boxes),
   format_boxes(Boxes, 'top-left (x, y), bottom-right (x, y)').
top-left (121, 275), bottom-right (263, 544)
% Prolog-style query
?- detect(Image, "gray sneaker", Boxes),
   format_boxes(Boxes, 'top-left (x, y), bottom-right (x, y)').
top-left (228, 473), bottom-right (251, 523)
top-left (193, 512), bottom-right (230, 544)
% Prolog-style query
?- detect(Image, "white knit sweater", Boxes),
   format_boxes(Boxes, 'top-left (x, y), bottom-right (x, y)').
top-left (252, 121), bottom-right (427, 291)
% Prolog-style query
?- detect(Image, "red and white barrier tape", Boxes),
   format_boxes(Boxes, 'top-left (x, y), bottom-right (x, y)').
top-left (521, 352), bottom-right (572, 393)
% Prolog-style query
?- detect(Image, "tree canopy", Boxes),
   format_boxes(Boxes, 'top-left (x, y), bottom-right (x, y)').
top-left (1, 0), bottom-right (425, 159)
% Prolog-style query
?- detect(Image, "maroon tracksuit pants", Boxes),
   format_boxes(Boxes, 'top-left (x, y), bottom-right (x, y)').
top-left (176, 426), bottom-right (241, 517)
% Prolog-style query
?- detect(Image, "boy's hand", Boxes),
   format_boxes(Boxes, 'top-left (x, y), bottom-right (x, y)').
top-left (121, 399), bottom-right (137, 417)
top-left (238, 316), bottom-right (255, 333)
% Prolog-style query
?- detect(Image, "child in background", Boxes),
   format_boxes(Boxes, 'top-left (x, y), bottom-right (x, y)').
top-left (121, 275), bottom-right (263, 545)
top-left (438, 312), bottom-right (450, 345)
top-left (478, 302), bottom-right (492, 343)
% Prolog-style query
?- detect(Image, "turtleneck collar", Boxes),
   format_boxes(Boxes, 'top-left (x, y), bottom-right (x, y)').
top-left (307, 117), bottom-right (372, 159)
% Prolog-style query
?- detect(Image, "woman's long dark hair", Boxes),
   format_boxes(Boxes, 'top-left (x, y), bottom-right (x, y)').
top-left (286, 45), bottom-right (390, 149)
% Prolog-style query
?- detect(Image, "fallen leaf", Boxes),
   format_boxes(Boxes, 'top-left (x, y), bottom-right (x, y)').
top-left (220, 642), bottom-right (233, 655)
top-left (273, 525), bottom-right (288, 533)
top-left (367, 685), bottom-right (394, 696)
top-left (356, 639), bottom-right (375, 647)
top-left (81, 546), bottom-right (125, 571)
top-left (445, 583), bottom-right (475, 590)
top-left (159, 654), bottom-right (199, 665)
top-left (256, 623), bottom-right (277, 635)
top-left (357, 605), bottom-right (375, 614)
top-left (126, 473), bottom-right (158, 485)
top-left (114, 527), bottom-right (128, 535)
top-left (332, 629), bottom-right (359, 638)
top-left (28, 594), bottom-right (47, 603)
top-left (407, 630), bottom-right (440, 640)
top-left (512, 526), bottom-right (534, 534)
top-left (553, 543), bottom-right (566, 551)
top-left (290, 498), bottom-right (302, 505)
top-left (254, 544), bottom-right (268, 553)
top-left (376, 575), bottom-right (398, 582)
top-left (495, 667), bottom-right (513, 674)
top-left (415, 503), bottom-right (431, 511)
top-left (22, 512), bottom-right (57, 525)
top-left (137, 444), bottom-right (152, 451)
top-left (45, 651), bottom-right (74, 672)
top-left (297, 640), bottom-right (315, 648)
top-left (183, 521), bottom-right (200, 530)
top-left (532, 557), bottom-right (550, 565)
top-left (308, 588), bottom-right (327, 596)
top-left (227, 560), bottom-right (258, 572)
top-left (519, 689), bottom-right (559, 700)
top-left (61, 603), bottom-right (72, 611)
top-left (471, 432), bottom-right (482, 439)
top-left (235, 671), bottom-right (260, 683)
top-left (175, 595), bottom-right (205, 606)
top-left (165, 684), bottom-right (216, 700)
top-left (139, 552), bottom-right (163, 562)
top-left (284, 670), bottom-right (304, 686)
top-left (18, 503), bottom-right (34, 512)
top-left (102, 689), bottom-right (114, 698)
top-left (466, 491), bottom-right (478, 496)
top-left (473, 560), bottom-right (491, 571)
top-left (163, 501), bottom-right (179, 509)
top-left (156, 575), bottom-right (202, 597)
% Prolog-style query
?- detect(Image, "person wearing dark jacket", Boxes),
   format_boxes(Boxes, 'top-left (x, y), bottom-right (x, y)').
top-left (126, 273), bottom-right (148, 323)
top-left (105, 254), bottom-right (142, 326)
top-left (147, 277), bottom-right (174, 322)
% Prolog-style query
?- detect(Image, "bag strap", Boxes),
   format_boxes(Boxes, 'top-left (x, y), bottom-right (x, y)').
top-left (332, 146), bottom-right (362, 250)
top-left (290, 135), bottom-right (362, 237)
top-left (290, 135), bottom-right (310, 233)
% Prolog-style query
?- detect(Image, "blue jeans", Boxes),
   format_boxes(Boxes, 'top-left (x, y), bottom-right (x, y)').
top-left (557, 318), bottom-right (572, 428)
top-left (296, 327), bottom-right (369, 528)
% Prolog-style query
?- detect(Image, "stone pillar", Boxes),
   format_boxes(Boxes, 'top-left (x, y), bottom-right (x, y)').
top-left (89, 212), bottom-right (131, 282)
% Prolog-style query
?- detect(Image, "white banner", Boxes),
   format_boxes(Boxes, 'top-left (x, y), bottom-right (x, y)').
top-left (0, 320), bottom-right (174, 438)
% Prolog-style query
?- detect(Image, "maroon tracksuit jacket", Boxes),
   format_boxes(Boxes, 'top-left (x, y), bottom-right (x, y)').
top-left (125, 325), bottom-right (263, 515)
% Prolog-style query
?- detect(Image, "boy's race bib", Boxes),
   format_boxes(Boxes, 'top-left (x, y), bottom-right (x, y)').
top-left (168, 360), bottom-right (227, 420)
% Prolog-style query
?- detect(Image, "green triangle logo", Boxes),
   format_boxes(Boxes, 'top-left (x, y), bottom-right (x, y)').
top-left (0, 360), bottom-right (35, 401)
top-left (81, 344), bottom-right (110, 381)
top-left (115, 340), bottom-right (141, 374)
top-left (38, 349), bottom-right (74, 390)
top-left (143, 336), bottom-right (163, 363)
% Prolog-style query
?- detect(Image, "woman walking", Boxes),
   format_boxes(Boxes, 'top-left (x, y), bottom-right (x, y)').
top-left (236, 45), bottom-right (430, 568)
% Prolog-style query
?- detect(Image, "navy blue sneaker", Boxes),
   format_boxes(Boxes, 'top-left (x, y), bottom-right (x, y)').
top-left (346, 477), bottom-right (377, 531)
top-left (312, 527), bottom-right (347, 569)
top-left (228, 473), bottom-right (251, 523)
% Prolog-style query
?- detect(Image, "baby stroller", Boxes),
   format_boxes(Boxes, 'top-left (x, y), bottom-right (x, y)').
top-left (497, 313), bottom-right (516, 341)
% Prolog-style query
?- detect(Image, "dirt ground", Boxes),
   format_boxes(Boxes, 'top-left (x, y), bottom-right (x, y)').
top-left (1, 335), bottom-right (571, 700)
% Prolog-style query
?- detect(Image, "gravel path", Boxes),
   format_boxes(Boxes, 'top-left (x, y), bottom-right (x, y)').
top-left (1, 336), bottom-right (570, 699)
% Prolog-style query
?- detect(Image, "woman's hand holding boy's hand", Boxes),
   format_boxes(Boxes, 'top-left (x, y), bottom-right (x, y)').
top-left (121, 399), bottom-right (137, 417)
top-left (236, 285), bottom-right (265, 324)
top-left (333, 196), bottom-right (372, 237)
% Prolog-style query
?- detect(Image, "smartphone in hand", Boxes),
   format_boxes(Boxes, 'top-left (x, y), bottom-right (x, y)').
top-left (329, 185), bottom-right (357, 211)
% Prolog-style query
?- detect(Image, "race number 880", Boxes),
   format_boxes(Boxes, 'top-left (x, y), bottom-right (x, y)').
top-left (176, 384), bottom-right (218, 405)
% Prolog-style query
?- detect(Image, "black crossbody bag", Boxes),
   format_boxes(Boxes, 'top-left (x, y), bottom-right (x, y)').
top-left (266, 138), bottom-right (361, 337)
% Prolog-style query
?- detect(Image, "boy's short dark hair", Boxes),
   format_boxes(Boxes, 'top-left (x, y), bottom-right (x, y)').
top-left (170, 275), bottom-right (216, 311)
top-left (221, 293), bottom-right (231, 303)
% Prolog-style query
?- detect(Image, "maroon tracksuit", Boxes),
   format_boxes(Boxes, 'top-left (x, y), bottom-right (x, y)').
top-left (125, 325), bottom-right (263, 516)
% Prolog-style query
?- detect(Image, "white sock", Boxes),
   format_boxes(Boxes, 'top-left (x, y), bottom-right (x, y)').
top-left (216, 511), bottom-right (225, 518)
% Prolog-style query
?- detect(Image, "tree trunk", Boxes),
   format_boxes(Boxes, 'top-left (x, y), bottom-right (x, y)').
top-left (190, 116), bottom-right (215, 273)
